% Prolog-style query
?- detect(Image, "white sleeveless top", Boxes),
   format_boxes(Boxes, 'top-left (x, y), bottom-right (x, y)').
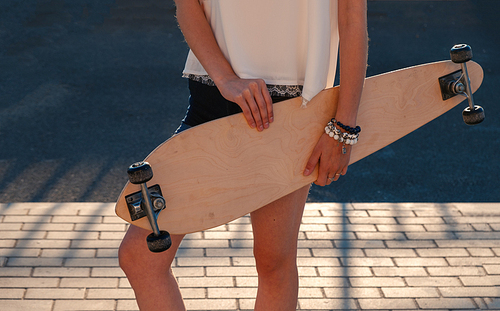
top-left (182, 0), bottom-right (339, 104)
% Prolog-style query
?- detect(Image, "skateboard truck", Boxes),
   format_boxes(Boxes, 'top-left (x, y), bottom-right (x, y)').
top-left (126, 161), bottom-right (171, 252)
top-left (439, 44), bottom-right (485, 125)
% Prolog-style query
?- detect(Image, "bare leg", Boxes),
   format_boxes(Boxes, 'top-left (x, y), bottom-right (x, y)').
top-left (251, 185), bottom-right (310, 311)
top-left (119, 225), bottom-right (186, 311)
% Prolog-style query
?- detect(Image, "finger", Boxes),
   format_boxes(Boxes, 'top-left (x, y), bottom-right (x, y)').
top-left (235, 96), bottom-right (257, 129)
top-left (303, 144), bottom-right (322, 177)
top-left (316, 161), bottom-right (330, 187)
top-left (259, 80), bottom-right (274, 124)
top-left (334, 172), bottom-right (342, 181)
top-left (249, 80), bottom-right (272, 129)
top-left (341, 166), bottom-right (348, 176)
top-left (326, 172), bottom-right (341, 186)
top-left (243, 89), bottom-right (265, 132)
top-left (250, 85), bottom-right (270, 129)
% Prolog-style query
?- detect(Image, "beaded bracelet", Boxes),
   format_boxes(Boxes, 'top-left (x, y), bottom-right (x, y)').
top-left (334, 119), bottom-right (361, 135)
top-left (324, 119), bottom-right (361, 154)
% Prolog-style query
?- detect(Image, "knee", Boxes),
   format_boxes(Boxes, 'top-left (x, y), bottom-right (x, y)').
top-left (118, 235), bottom-right (142, 276)
top-left (118, 227), bottom-right (182, 277)
top-left (118, 237), bottom-right (131, 264)
top-left (254, 247), bottom-right (298, 278)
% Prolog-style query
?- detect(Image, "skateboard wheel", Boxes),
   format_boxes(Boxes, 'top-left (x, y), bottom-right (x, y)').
top-left (127, 162), bottom-right (153, 184)
top-left (147, 231), bottom-right (172, 252)
top-left (450, 44), bottom-right (472, 63)
top-left (462, 105), bottom-right (485, 125)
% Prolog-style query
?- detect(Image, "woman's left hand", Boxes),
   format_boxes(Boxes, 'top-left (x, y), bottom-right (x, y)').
top-left (303, 133), bottom-right (351, 186)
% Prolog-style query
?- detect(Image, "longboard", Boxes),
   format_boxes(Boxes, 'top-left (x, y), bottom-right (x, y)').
top-left (115, 59), bottom-right (483, 236)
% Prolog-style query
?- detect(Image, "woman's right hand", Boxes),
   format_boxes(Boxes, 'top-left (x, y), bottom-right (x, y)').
top-left (217, 75), bottom-right (274, 132)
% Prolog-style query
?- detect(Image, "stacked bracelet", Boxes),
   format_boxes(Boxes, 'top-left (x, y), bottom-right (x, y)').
top-left (334, 119), bottom-right (361, 136)
top-left (324, 118), bottom-right (361, 154)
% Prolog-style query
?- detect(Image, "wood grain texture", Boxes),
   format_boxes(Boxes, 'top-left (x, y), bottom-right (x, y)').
top-left (115, 60), bottom-right (483, 234)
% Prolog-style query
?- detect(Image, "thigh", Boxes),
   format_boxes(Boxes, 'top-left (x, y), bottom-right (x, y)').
top-left (250, 185), bottom-right (310, 260)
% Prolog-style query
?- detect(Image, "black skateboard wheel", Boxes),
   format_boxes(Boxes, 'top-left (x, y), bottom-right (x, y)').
top-left (127, 161), bottom-right (153, 184)
top-left (450, 44), bottom-right (472, 63)
top-left (462, 105), bottom-right (485, 125)
top-left (147, 231), bottom-right (172, 252)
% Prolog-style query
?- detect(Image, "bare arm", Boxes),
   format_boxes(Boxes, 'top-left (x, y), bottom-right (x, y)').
top-left (304, 0), bottom-right (368, 186)
top-left (335, 0), bottom-right (368, 126)
top-left (174, 0), bottom-right (273, 131)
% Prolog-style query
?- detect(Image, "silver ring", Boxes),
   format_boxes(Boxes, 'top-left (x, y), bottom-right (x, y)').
top-left (328, 177), bottom-right (334, 182)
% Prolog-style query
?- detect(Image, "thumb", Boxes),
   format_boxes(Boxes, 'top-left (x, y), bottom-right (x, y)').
top-left (303, 146), bottom-right (321, 176)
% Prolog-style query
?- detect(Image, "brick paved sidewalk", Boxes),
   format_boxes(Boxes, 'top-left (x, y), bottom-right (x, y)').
top-left (0, 202), bottom-right (499, 311)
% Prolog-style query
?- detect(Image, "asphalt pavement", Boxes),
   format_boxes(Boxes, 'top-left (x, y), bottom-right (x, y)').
top-left (1, 0), bottom-right (499, 203)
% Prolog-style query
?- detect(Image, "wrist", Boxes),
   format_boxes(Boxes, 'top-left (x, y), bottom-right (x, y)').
top-left (324, 118), bottom-right (361, 155)
top-left (211, 70), bottom-right (239, 87)
top-left (331, 118), bottom-right (361, 136)
top-left (332, 112), bottom-right (357, 127)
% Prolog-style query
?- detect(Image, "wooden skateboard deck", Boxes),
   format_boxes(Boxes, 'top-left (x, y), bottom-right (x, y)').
top-left (115, 60), bottom-right (483, 235)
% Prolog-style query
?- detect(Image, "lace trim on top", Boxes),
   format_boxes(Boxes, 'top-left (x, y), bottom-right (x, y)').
top-left (185, 74), bottom-right (216, 86)
top-left (184, 74), bottom-right (303, 98)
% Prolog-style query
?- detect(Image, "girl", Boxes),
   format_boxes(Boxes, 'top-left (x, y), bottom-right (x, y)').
top-left (119, 1), bottom-right (368, 310)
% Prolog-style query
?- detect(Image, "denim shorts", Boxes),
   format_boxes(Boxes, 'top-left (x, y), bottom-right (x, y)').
top-left (175, 79), bottom-right (293, 134)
